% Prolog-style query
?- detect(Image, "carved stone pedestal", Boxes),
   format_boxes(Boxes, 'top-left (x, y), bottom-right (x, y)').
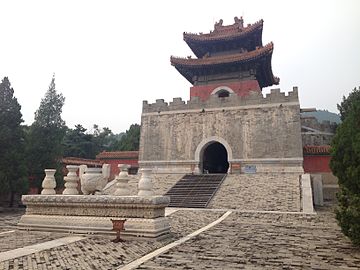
top-left (41, 169), bottom-right (56, 195)
top-left (18, 195), bottom-right (170, 239)
top-left (63, 165), bottom-right (79, 195)
top-left (138, 168), bottom-right (154, 196)
top-left (114, 164), bottom-right (130, 196)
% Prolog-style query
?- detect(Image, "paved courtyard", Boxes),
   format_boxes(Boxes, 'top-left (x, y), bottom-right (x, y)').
top-left (0, 205), bottom-right (359, 270)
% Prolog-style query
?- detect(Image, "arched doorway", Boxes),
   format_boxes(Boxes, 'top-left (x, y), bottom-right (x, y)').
top-left (202, 142), bottom-right (229, 174)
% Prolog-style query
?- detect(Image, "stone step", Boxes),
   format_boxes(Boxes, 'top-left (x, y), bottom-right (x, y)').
top-left (166, 190), bottom-right (217, 194)
top-left (165, 174), bottom-right (226, 208)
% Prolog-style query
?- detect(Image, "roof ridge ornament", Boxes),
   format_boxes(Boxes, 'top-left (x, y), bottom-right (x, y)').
top-left (214, 16), bottom-right (244, 33)
top-left (234, 16), bottom-right (244, 28)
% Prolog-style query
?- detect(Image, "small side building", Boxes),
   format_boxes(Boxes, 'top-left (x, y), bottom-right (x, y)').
top-left (96, 151), bottom-right (139, 178)
top-left (301, 116), bottom-right (339, 203)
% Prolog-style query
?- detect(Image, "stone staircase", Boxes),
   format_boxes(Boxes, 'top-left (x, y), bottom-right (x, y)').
top-left (165, 174), bottom-right (226, 208)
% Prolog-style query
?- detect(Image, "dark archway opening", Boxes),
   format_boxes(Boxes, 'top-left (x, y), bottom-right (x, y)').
top-left (217, 89), bottom-right (230, 98)
top-left (202, 142), bottom-right (229, 173)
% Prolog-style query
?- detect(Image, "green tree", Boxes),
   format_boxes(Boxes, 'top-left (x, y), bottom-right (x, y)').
top-left (26, 75), bottom-right (66, 190)
top-left (63, 124), bottom-right (96, 159)
top-left (0, 77), bottom-right (28, 206)
top-left (337, 87), bottom-right (360, 121)
top-left (114, 124), bottom-right (140, 151)
top-left (92, 125), bottom-right (118, 154)
top-left (63, 124), bottom-right (123, 159)
top-left (330, 86), bottom-right (360, 246)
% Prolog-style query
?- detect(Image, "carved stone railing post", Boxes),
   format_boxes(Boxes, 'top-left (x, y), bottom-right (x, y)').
top-left (63, 165), bottom-right (79, 195)
top-left (114, 164), bottom-right (131, 196)
top-left (193, 164), bottom-right (201, 174)
top-left (41, 169), bottom-right (57, 195)
top-left (137, 168), bottom-right (154, 196)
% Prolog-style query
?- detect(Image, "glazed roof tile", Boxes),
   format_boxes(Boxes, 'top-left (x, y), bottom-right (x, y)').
top-left (62, 157), bottom-right (102, 166)
top-left (171, 42), bottom-right (273, 67)
top-left (170, 42), bottom-right (279, 87)
top-left (303, 145), bottom-right (331, 155)
top-left (96, 151), bottom-right (139, 159)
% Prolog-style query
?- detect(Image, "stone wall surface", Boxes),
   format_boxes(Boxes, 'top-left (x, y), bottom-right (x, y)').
top-left (301, 116), bottom-right (337, 146)
top-left (301, 116), bottom-right (337, 134)
top-left (208, 173), bottom-right (301, 212)
top-left (140, 89), bottom-right (303, 173)
top-left (142, 88), bottom-right (299, 113)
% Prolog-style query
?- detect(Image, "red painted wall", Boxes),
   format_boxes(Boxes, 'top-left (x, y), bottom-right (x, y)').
top-left (99, 159), bottom-right (138, 179)
top-left (190, 80), bottom-right (261, 101)
top-left (303, 155), bottom-right (332, 173)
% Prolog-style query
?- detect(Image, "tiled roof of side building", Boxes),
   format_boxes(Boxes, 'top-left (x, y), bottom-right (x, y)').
top-left (303, 145), bottom-right (331, 155)
top-left (62, 157), bottom-right (103, 166)
top-left (96, 151), bottom-right (139, 159)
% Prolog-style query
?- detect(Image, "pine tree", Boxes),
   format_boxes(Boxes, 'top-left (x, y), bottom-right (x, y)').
top-left (63, 124), bottom-right (96, 158)
top-left (0, 77), bottom-right (28, 206)
top-left (26, 75), bottom-right (66, 190)
top-left (115, 124), bottom-right (140, 151)
top-left (33, 75), bottom-right (65, 128)
top-left (330, 86), bottom-right (360, 246)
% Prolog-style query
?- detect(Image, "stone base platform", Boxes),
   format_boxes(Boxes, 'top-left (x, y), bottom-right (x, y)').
top-left (18, 195), bottom-right (170, 240)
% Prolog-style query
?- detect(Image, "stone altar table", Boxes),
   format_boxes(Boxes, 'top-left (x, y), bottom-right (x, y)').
top-left (18, 195), bottom-right (170, 240)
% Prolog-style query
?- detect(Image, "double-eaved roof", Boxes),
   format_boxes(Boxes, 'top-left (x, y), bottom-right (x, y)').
top-left (171, 17), bottom-right (279, 88)
top-left (183, 18), bottom-right (264, 58)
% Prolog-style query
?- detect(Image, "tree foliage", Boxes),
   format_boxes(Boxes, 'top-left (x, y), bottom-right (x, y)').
top-left (114, 124), bottom-right (140, 151)
top-left (0, 77), bottom-right (28, 205)
top-left (63, 124), bottom-right (118, 159)
top-left (63, 125), bottom-right (95, 158)
top-left (337, 87), bottom-right (360, 121)
top-left (91, 124), bottom-right (118, 154)
top-left (34, 75), bottom-right (65, 128)
top-left (330, 86), bottom-right (360, 246)
top-left (26, 75), bottom-right (66, 189)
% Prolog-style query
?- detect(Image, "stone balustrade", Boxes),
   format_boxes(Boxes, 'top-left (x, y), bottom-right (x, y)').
top-left (21, 166), bottom-right (171, 239)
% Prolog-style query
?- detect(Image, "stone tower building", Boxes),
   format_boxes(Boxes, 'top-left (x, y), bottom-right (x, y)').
top-left (139, 17), bottom-right (303, 174)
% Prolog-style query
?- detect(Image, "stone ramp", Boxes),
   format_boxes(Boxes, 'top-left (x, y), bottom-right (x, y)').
top-left (208, 173), bottom-right (302, 212)
top-left (165, 174), bottom-right (226, 208)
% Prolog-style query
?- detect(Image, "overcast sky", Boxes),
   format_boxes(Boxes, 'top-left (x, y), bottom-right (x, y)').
top-left (0, 0), bottom-right (359, 134)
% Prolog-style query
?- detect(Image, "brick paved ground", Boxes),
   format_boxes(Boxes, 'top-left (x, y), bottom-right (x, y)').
top-left (1, 196), bottom-right (359, 269)
top-left (0, 210), bottom-right (223, 270)
top-left (137, 206), bottom-right (360, 269)
top-left (0, 230), bottom-right (67, 254)
top-left (0, 210), bottom-right (24, 232)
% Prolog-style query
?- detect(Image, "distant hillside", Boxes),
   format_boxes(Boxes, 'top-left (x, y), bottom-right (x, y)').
top-left (301, 109), bottom-right (341, 124)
